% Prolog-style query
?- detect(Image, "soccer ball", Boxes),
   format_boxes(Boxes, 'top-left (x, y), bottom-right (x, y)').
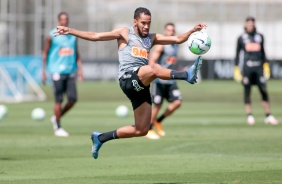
top-left (0, 105), bottom-right (8, 121)
top-left (187, 31), bottom-right (211, 55)
top-left (31, 108), bottom-right (46, 121)
top-left (115, 105), bottom-right (129, 118)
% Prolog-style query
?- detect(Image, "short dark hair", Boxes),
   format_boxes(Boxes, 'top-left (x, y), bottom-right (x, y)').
top-left (58, 12), bottom-right (69, 20)
top-left (164, 22), bottom-right (175, 28)
top-left (134, 7), bottom-right (151, 19)
top-left (245, 16), bottom-right (255, 22)
top-left (244, 16), bottom-right (256, 33)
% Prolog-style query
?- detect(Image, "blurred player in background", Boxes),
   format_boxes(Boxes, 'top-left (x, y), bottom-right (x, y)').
top-left (54, 7), bottom-right (206, 159)
top-left (42, 12), bottom-right (84, 137)
top-left (234, 16), bottom-right (278, 125)
top-left (146, 23), bottom-right (182, 139)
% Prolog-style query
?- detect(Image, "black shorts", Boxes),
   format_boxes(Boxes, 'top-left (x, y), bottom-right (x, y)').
top-left (119, 69), bottom-right (152, 110)
top-left (52, 73), bottom-right (77, 103)
top-left (242, 66), bottom-right (266, 86)
top-left (152, 82), bottom-right (182, 105)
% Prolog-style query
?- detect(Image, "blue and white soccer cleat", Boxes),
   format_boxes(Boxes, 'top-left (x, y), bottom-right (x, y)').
top-left (91, 132), bottom-right (103, 159)
top-left (186, 56), bottom-right (202, 84)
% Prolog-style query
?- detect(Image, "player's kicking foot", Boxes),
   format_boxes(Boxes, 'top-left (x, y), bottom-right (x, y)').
top-left (247, 115), bottom-right (255, 125)
top-left (50, 115), bottom-right (69, 137)
top-left (264, 115), bottom-right (279, 125)
top-left (186, 56), bottom-right (202, 84)
top-left (153, 121), bottom-right (166, 136)
top-left (91, 132), bottom-right (103, 159)
top-left (145, 130), bottom-right (160, 140)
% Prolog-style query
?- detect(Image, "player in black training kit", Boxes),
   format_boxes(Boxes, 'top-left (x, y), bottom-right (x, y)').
top-left (234, 16), bottom-right (278, 125)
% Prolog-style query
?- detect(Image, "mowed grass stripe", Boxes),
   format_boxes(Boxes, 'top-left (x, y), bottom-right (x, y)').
top-left (0, 80), bottom-right (281, 184)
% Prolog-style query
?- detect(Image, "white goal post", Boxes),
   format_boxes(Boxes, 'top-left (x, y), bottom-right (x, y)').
top-left (0, 63), bottom-right (46, 103)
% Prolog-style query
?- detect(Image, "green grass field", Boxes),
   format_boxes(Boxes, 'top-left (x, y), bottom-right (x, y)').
top-left (0, 80), bottom-right (282, 184)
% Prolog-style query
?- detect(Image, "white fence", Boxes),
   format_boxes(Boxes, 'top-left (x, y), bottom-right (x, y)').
top-left (0, 0), bottom-right (282, 60)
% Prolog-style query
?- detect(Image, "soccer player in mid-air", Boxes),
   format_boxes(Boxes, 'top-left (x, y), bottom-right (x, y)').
top-left (234, 16), bottom-right (278, 125)
top-left (42, 12), bottom-right (84, 137)
top-left (54, 7), bottom-right (206, 159)
top-left (146, 23), bottom-right (182, 139)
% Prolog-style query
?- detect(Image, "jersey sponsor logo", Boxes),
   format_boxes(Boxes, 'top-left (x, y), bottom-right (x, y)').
top-left (166, 56), bottom-right (177, 64)
top-left (132, 80), bottom-right (144, 92)
top-left (245, 43), bottom-right (261, 52)
top-left (254, 34), bottom-right (262, 43)
top-left (59, 48), bottom-right (74, 56)
top-left (246, 60), bottom-right (261, 67)
top-left (52, 73), bottom-right (60, 81)
top-left (243, 77), bottom-right (249, 85)
top-left (172, 89), bottom-right (181, 97)
top-left (59, 64), bottom-right (67, 71)
top-left (153, 95), bottom-right (162, 104)
top-left (122, 74), bottom-right (132, 79)
top-left (131, 47), bottom-right (150, 59)
top-left (141, 37), bottom-right (152, 48)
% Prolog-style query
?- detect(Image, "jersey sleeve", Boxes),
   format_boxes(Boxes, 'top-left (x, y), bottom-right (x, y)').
top-left (234, 36), bottom-right (243, 66)
top-left (49, 28), bottom-right (56, 38)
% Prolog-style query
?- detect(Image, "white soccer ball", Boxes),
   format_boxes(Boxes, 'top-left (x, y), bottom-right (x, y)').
top-left (187, 31), bottom-right (211, 55)
top-left (31, 108), bottom-right (46, 121)
top-left (0, 105), bottom-right (8, 121)
top-left (115, 105), bottom-right (129, 118)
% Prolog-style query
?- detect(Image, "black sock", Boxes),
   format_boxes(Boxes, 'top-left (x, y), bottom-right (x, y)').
top-left (247, 113), bottom-right (252, 117)
top-left (266, 113), bottom-right (271, 117)
top-left (98, 130), bottom-right (119, 143)
top-left (149, 123), bottom-right (153, 130)
top-left (157, 114), bottom-right (166, 123)
top-left (170, 70), bottom-right (188, 80)
top-left (56, 121), bottom-right (61, 129)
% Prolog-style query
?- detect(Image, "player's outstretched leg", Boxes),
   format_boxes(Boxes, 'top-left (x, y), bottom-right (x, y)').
top-left (91, 132), bottom-right (103, 159)
top-left (186, 56), bottom-right (202, 84)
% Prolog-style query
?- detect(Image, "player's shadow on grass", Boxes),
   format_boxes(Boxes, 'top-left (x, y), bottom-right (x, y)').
top-left (0, 157), bottom-right (15, 161)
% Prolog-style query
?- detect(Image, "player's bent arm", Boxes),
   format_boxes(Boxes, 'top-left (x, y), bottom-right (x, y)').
top-left (234, 37), bottom-right (243, 82)
top-left (153, 23), bottom-right (207, 45)
top-left (260, 35), bottom-right (270, 80)
top-left (69, 28), bottom-right (122, 41)
top-left (148, 45), bottom-right (164, 65)
top-left (55, 26), bottom-right (125, 42)
top-left (42, 36), bottom-right (51, 83)
top-left (260, 35), bottom-right (267, 63)
top-left (76, 42), bottom-right (84, 81)
top-left (234, 37), bottom-right (242, 66)
top-left (152, 31), bottom-right (193, 45)
top-left (42, 36), bottom-right (51, 67)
